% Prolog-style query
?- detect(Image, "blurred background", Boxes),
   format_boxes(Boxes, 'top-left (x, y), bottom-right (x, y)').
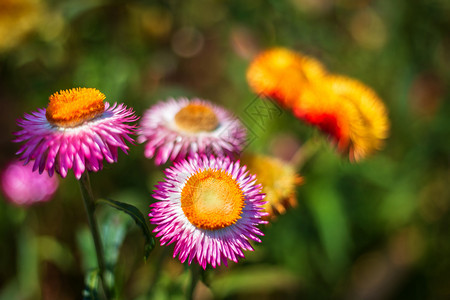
top-left (0, 0), bottom-right (449, 299)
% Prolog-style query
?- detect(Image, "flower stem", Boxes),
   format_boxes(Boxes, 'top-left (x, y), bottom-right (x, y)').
top-left (290, 137), bottom-right (321, 169)
top-left (79, 172), bottom-right (110, 299)
top-left (187, 264), bottom-right (201, 300)
top-left (148, 247), bottom-right (169, 293)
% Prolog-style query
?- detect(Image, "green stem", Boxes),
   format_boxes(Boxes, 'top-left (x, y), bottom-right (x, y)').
top-left (187, 264), bottom-right (201, 300)
top-left (79, 172), bottom-right (110, 299)
top-left (148, 247), bottom-right (168, 294)
top-left (290, 137), bottom-right (321, 169)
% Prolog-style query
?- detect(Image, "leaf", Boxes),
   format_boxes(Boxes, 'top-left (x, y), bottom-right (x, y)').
top-left (99, 209), bottom-right (130, 268)
top-left (17, 228), bottom-right (39, 298)
top-left (82, 269), bottom-right (100, 300)
top-left (306, 178), bottom-right (350, 282)
top-left (96, 198), bottom-right (156, 261)
top-left (76, 228), bottom-right (97, 272)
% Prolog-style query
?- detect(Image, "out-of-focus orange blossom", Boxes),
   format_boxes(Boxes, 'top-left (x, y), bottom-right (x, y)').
top-left (246, 47), bottom-right (327, 108)
top-left (247, 47), bottom-right (390, 161)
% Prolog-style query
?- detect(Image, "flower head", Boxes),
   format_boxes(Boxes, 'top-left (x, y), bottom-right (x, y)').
top-left (1, 160), bottom-right (58, 206)
top-left (292, 76), bottom-right (389, 161)
top-left (246, 47), bottom-right (327, 108)
top-left (138, 98), bottom-right (246, 165)
top-left (14, 88), bottom-right (138, 179)
top-left (150, 155), bottom-right (267, 269)
top-left (292, 85), bottom-right (353, 152)
top-left (325, 75), bottom-right (390, 161)
top-left (241, 153), bottom-right (303, 219)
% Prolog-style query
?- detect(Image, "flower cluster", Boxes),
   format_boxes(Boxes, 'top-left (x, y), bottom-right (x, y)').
top-left (14, 88), bottom-right (268, 269)
top-left (247, 47), bottom-right (390, 161)
top-left (140, 98), bottom-right (268, 268)
top-left (13, 44), bottom-right (390, 271)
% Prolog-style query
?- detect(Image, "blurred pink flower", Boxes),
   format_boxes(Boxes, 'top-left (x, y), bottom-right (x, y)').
top-left (1, 160), bottom-right (58, 206)
top-left (138, 98), bottom-right (246, 165)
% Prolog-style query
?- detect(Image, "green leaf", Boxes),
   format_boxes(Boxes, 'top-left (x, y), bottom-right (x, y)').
top-left (96, 198), bottom-right (156, 261)
top-left (76, 227), bottom-right (97, 272)
top-left (305, 178), bottom-right (351, 282)
top-left (82, 269), bottom-right (100, 300)
top-left (99, 209), bottom-right (130, 268)
top-left (17, 228), bottom-right (39, 298)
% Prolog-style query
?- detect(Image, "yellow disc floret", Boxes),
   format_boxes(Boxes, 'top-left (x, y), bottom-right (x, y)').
top-left (174, 103), bottom-right (219, 133)
top-left (181, 169), bottom-right (245, 230)
top-left (45, 88), bottom-right (106, 127)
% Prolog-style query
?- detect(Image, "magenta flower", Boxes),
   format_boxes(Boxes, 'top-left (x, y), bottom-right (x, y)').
top-left (14, 88), bottom-right (138, 179)
top-left (1, 160), bottom-right (58, 206)
top-left (138, 98), bottom-right (247, 165)
top-left (150, 155), bottom-right (267, 269)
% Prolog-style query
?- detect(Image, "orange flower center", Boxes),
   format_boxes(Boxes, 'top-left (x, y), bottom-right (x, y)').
top-left (180, 169), bottom-right (245, 230)
top-left (45, 88), bottom-right (106, 127)
top-left (174, 103), bottom-right (219, 133)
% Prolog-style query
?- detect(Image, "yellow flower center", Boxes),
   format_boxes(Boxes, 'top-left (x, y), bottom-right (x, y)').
top-left (181, 169), bottom-right (245, 230)
top-left (45, 88), bottom-right (106, 127)
top-left (174, 103), bottom-right (219, 133)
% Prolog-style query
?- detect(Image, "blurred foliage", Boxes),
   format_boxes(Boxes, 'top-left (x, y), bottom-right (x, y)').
top-left (1, 0), bottom-right (450, 299)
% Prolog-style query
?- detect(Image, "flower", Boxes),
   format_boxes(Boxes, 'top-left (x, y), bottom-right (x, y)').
top-left (14, 88), bottom-right (138, 179)
top-left (326, 75), bottom-right (390, 160)
top-left (138, 98), bottom-right (246, 165)
top-left (150, 155), bottom-right (267, 269)
top-left (241, 153), bottom-right (303, 219)
top-left (292, 75), bottom-right (390, 161)
top-left (292, 85), bottom-right (354, 152)
top-left (1, 160), bottom-right (58, 206)
top-left (246, 47), bottom-right (327, 108)
top-left (246, 46), bottom-right (390, 161)
top-left (0, 0), bottom-right (43, 52)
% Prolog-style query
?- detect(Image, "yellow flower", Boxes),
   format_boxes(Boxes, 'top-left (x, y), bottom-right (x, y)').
top-left (292, 85), bottom-right (351, 152)
top-left (325, 75), bottom-right (390, 161)
top-left (292, 75), bottom-right (390, 161)
top-left (246, 47), bottom-right (327, 108)
top-left (241, 153), bottom-right (303, 219)
top-left (0, 0), bottom-right (42, 52)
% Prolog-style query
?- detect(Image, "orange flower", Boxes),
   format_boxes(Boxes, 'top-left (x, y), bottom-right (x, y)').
top-left (241, 153), bottom-right (303, 219)
top-left (292, 75), bottom-right (389, 161)
top-left (326, 75), bottom-right (390, 161)
top-left (246, 47), bottom-right (390, 161)
top-left (246, 48), bottom-right (327, 108)
top-left (292, 86), bottom-right (354, 152)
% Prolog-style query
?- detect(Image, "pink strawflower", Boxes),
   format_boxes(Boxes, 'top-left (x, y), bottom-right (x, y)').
top-left (138, 98), bottom-right (246, 165)
top-left (14, 88), bottom-right (138, 179)
top-left (1, 160), bottom-right (58, 206)
top-left (150, 155), bottom-right (267, 269)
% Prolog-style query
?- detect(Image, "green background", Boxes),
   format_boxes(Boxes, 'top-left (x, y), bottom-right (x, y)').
top-left (0, 0), bottom-right (449, 299)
